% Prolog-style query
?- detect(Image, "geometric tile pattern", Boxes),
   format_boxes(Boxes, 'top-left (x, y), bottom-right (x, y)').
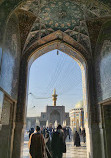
top-left (19, 0), bottom-right (111, 52)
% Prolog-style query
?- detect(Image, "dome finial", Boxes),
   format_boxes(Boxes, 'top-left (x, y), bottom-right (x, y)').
top-left (54, 88), bottom-right (56, 94)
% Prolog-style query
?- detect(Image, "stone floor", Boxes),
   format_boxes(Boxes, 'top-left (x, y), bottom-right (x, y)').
top-left (63, 141), bottom-right (87, 158)
top-left (22, 132), bottom-right (87, 158)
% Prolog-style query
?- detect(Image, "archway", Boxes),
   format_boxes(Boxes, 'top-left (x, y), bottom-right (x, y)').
top-left (12, 39), bottom-right (93, 158)
top-left (1, 1), bottom-right (110, 157)
top-left (50, 110), bottom-right (60, 125)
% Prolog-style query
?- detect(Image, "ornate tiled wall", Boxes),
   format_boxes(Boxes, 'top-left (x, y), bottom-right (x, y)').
top-left (0, 13), bottom-right (21, 100)
top-left (94, 21), bottom-right (111, 102)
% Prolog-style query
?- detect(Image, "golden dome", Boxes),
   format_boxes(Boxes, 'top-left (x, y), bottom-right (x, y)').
top-left (75, 100), bottom-right (83, 109)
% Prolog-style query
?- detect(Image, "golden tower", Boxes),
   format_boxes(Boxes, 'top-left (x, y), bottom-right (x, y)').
top-left (52, 89), bottom-right (58, 106)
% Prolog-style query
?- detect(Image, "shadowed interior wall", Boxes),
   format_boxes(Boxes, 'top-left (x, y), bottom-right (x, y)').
top-left (94, 20), bottom-right (111, 103)
top-left (0, 13), bottom-right (21, 158)
top-left (93, 20), bottom-right (111, 158)
top-left (0, 13), bottom-right (21, 100)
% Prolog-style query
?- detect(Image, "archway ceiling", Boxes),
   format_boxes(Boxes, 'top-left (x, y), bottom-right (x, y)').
top-left (16, 0), bottom-right (111, 53)
top-left (0, 0), bottom-right (110, 46)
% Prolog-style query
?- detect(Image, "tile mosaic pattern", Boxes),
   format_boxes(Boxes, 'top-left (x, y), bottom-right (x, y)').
top-left (0, 0), bottom-right (111, 49)
top-left (18, 0), bottom-right (111, 52)
top-left (0, 13), bottom-right (21, 100)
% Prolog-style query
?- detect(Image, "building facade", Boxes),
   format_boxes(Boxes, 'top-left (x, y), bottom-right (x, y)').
top-left (26, 117), bottom-right (40, 130)
top-left (26, 90), bottom-right (70, 129)
top-left (39, 105), bottom-right (70, 127)
top-left (39, 89), bottom-right (70, 127)
top-left (70, 101), bottom-right (84, 131)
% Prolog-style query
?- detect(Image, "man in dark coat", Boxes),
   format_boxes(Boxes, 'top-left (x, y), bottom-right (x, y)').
top-left (29, 126), bottom-right (45, 158)
top-left (73, 131), bottom-right (80, 147)
top-left (51, 125), bottom-right (65, 158)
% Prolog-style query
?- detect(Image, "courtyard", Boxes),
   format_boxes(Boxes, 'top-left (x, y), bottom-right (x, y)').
top-left (22, 131), bottom-right (87, 158)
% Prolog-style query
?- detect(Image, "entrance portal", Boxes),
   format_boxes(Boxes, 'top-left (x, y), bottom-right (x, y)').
top-left (12, 40), bottom-right (93, 158)
top-left (22, 49), bottom-right (87, 158)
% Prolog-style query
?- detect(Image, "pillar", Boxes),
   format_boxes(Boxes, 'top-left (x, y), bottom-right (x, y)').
top-left (12, 58), bottom-right (28, 158)
top-left (86, 59), bottom-right (102, 158)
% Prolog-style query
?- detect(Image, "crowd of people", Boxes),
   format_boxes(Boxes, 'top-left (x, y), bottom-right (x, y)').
top-left (28, 125), bottom-right (86, 158)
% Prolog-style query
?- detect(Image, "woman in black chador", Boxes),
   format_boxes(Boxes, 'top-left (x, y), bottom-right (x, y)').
top-left (73, 131), bottom-right (81, 147)
top-left (51, 125), bottom-right (66, 158)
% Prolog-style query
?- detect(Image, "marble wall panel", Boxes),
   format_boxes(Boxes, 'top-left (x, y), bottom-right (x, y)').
top-left (94, 21), bottom-right (111, 102)
top-left (0, 13), bottom-right (21, 100)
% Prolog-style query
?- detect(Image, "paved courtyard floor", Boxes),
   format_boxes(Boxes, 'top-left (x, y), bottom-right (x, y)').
top-left (22, 132), bottom-right (87, 158)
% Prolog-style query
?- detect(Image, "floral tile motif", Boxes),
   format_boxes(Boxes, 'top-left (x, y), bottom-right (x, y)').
top-left (19, 0), bottom-right (111, 52)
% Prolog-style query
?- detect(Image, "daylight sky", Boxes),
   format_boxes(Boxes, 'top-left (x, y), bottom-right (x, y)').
top-left (27, 50), bottom-right (83, 117)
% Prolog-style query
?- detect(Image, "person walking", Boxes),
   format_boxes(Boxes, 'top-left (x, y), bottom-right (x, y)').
top-left (81, 128), bottom-right (86, 143)
top-left (45, 131), bottom-right (52, 158)
top-left (79, 127), bottom-right (81, 135)
top-left (43, 127), bottom-right (46, 138)
top-left (68, 127), bottom-right (71, 140)
top-left (29, 126), bottom-right (45, 158)
top-left (63, 126), bottom-right (67, 140)
top-left (51, 125), bottom-right (66, 158)
top-left (73, 131), bottom-right (80, 147)
top-left (29, 127), bottom-right (34, 139)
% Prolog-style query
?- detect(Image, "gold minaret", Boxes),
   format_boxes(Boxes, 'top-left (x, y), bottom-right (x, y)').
top-left (52, 89), bottom-right (58, 106)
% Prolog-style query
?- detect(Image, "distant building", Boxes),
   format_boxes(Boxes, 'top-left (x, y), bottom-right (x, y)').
top-left (39, 105), bottom-right (70, 127)
top-left (26, 89), bottom-right (70, 129)
top-left (39, 89), bottom-right (70, 127)
top-left (70, 100), bottom-right (84, 132)
top-left (26, 117), bottom-right (40, 130)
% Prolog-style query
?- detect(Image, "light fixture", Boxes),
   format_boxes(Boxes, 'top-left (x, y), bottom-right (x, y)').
top-left (57, 49), bottom-right (59, 55)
